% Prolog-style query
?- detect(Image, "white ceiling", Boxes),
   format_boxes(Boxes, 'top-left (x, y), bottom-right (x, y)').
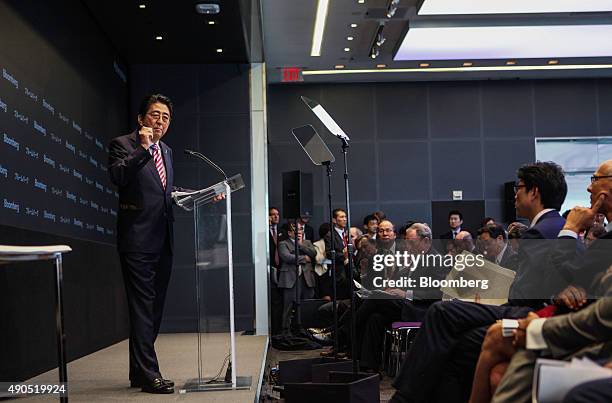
top-left (261, 0), bottom-right (612, 83)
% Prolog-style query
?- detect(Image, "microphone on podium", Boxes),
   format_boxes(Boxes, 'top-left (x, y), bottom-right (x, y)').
top-left (184, 149), bottom-right (228, 180)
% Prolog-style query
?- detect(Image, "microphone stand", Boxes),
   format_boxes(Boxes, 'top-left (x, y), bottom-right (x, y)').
top-left (339, 138), bottom-right (357, 374)
top-left (322, 161), bottom-right (339, 357)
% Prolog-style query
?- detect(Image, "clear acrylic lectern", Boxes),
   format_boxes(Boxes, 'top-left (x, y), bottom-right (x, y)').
top-left (173, 174), bottom-right (252, 392)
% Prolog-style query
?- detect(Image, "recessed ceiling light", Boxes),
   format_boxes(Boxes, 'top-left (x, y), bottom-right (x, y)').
top-left (548, 59), bottom-right (559, 65)
top-left (139, 4), bottom-right (146, 9)
top-left (376, 64), bottom-right (386, 68)
top-left (208, 21), bottom-right (216, 25)
top-left (418, 0), bottom-right (612, 15)
top-left (155, 35), bottom-right (163, 40)
top-left (395, 25), bottom-right (612, 61)
top-left (311, 0), bottom-right (330, 57)
top-left (346, 36), bottom-right (354, 41)
top-left (506, 60), bottom-right (517, 65)
top-left (302, 64), bottom-right (612, 76)
top-left (358, 0), bottom-right (365, 4)
top-left (350, 23), bottom-right (358, 28)
top-left (344, 47), bottom-right (351, 52)
top-left (463, 62), bottom-right (473, 67)
top-left (419, 63), bottom-right (430, 68)
top-left (335, 65), bottom-right (345, 69)
top-left (216, 48), bottom-right (223, 53)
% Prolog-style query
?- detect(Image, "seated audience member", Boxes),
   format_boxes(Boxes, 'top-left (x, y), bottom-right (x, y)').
top-left (449, 230), bottom-right (476, 255)
top-left (356, 237), bottom-right (377, 281)
top-left (353, 222), bottom-right (448, 373)
top-left (470, 159), bottom-right (612, 403)
top-left (349, 226), bottom-right (363, 246)
top-left (441, 210), bottom-right (465, 240)
top-left (594, 212), bottom-right (606, 226)
top-left (277, 224), bottom-right (317, 332)
top-left (363, 214), bottom-right (379, 239)
top-left (481, 217), bottom-right (496, 228)
top-left (349, 226), bottom-right (363, 267)
top-left (585, 223), bottom-right (606, 248)
top-left (390, 161), bottom-right (569, 403)
top-left (507, 222), bottom-right (528, 254)
top-left (476, 223), bottom-right (518, 271)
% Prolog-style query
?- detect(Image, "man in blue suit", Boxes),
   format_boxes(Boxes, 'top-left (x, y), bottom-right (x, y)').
top-left (390, 161), bottom-right (569, 403)
top-left (108, 94), bottom-right (177, 394)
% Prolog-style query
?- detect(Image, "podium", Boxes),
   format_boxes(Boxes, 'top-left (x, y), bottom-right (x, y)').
top-left (173, 174), bottom-right (252, 392)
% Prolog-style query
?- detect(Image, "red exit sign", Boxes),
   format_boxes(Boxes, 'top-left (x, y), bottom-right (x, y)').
top-left (281, 67), bottom-right (302, 82)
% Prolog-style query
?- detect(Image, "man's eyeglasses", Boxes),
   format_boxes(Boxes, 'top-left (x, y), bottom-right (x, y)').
top-left (591, 175), bottom-right (612, 183)
top-left (513, 184), bottom-right (526, 193)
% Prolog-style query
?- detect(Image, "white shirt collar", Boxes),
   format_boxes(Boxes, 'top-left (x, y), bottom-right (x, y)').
top-left (606, 221), bottom-right (612, 233)
top-left (495, 243), bottom-right (508, 265)
top-left (530, 208), bottom-right (555, 228)
top-left (335, 226), bottom-right (346, 237)
top-left (148, 141), bottom-right (161, 154)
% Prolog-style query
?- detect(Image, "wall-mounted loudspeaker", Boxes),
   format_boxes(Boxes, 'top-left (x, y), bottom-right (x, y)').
top-left (504, 181), bottom-right (517, 223)
top-left (282, 171), bottom-right (313, 219)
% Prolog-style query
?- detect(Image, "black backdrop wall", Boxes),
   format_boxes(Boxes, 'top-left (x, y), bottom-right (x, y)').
top-left (267, 79), bottom-right (612, 233)
top-left (0, 0), bottom-right (128, 380)
top-left (129, 64), bottom-right (254, 333)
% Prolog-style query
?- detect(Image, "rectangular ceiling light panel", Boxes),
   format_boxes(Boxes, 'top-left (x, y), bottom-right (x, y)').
top-left (418, 0), bottom-right (612, 15)
top-left (394, 25), bottom-right (612, 60)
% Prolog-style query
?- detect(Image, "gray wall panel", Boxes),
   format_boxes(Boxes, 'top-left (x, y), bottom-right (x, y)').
top-left (377, 83), bottom-right (428, 140)
top-left (429, 82), bottom-right (481, 139)
top-left (431, 140), bottom-right (483, 200)
top-left (482, 81), bottom-right (534, 138)
top-left (379, 142), bottom-right (430, 201)
top-left (598, 79), bottom-right (612, 134)
top-left (534, 80), bottom-right (598, 137)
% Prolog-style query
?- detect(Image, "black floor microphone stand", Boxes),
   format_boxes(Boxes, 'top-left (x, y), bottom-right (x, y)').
top-left (322, 161), bottom-right (339, 356)
top-left (339, 138), bottom-right (358, 374)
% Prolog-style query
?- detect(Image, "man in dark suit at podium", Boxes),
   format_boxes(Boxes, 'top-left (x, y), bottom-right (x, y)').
top-left (108, 94), bottom-right (177, 394)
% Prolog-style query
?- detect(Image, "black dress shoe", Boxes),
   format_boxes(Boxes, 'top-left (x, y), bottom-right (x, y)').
top-left (141, 378), bottom-right (174, 394)
top-left (131, 378), bottom-right (174, 388)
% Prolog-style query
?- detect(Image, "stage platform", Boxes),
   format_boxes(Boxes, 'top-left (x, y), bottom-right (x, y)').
top-left (21, 333), bottom-right (268, 402)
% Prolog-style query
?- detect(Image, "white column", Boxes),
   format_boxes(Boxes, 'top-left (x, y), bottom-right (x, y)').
top-left (249, 62), bottom-right (270, 335)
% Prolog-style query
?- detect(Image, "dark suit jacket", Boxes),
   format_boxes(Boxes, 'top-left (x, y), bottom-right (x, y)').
top-left (108, 131), bottom-right (175, 254)
top-left (277, 238), bottom-right (317, 289)
top-left (549, 230), bottom-right (612, 297)
top-left (508, 210), bottom-right (566, 307)
top-left (440, 229), bottom-right (460, 240)
top-left (498, 245), bottom-right (519, 271)
top-left (324, 227), bottom-right (351, 299)
top-left (303, 224), bottom-right (315, 242)
top-left (324, 227), bottom-right (347, 269)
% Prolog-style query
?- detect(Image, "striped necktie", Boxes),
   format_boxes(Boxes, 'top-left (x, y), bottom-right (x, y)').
top-left (150, 144), bottom-right (166, 189)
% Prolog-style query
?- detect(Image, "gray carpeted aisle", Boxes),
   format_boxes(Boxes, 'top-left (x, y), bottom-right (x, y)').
top-left (22, 333), bottom-right (267, 402)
